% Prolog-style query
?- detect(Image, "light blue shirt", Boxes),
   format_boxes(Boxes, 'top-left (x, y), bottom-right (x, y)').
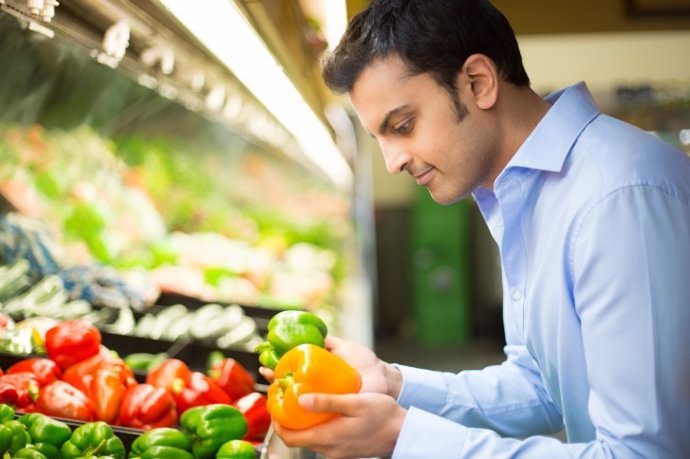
top-left (392, 82), bottom-right (690, 458)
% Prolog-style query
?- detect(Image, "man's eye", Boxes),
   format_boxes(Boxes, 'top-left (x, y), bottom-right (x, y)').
top-left (394, 119), bottom-right (413, 134)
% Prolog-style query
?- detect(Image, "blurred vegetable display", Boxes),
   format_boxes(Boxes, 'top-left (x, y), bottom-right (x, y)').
top-left (0, 124), bottom-right (350, 315)
top-left (0, 259), bottom-right (265, 353)
top-left (0, 18), bottom-right (357, 328)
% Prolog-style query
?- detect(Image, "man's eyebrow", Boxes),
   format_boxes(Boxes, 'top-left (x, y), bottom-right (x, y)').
top-left (377, 105), bottom-right (410, 137)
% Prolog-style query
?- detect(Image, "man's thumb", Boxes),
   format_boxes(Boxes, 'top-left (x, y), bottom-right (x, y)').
top-left (299, 393), bottom-right (358, 415)
top-left (298, 393), bottom-right (320, 411)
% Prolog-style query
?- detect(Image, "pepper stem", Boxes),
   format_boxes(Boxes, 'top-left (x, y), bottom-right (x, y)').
top-left (171, 377), bottom-right (186, 394)
top-left (90, 438), bottom-right (107, 456)
top-left (278, 373), bottom-right (294, 393)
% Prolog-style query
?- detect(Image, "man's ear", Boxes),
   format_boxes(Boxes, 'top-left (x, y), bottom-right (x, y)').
top-left (459, 54), bottom-right (498, 110)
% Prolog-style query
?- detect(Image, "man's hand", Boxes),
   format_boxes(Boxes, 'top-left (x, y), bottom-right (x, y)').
top-left (325, 336), bottom-right (401, 397)
top-left (274, 391), bottom-right (406, 459)
top-left (259, 335), bottom-right (407, 456)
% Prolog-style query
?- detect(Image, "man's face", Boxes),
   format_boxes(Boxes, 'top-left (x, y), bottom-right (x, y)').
top-left (350, 54), bottom-right (498, 204)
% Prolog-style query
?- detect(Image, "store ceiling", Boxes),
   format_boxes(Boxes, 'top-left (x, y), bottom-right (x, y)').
top-left (240, 0), bottom-right (690, 120)
top-left (344, 0), bottom-right (690, 34)
top-left (0, 0), bottom-right (306, 157)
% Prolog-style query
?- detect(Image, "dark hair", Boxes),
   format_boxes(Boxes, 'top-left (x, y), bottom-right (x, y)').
top-left (322, 0), bottom-right (529, 99)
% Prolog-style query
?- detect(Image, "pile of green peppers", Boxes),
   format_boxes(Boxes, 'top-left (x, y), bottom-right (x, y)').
top-left (1, 404), bottom-right (126, 459)
top-left (131, 404), bottom-right (254, 459)
top-left (0, 403), bottom-right (257, 458)
top-left (0, 404), bottom-right (74, 459)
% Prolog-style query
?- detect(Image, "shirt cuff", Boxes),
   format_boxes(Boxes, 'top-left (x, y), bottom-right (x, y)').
top-left (394, 364), bottom-right (450, 413)
top-left (392, 406), bottom-right (468, 459)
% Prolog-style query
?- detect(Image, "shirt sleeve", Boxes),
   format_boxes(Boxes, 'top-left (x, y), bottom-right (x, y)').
top-left (392, 185), bottom-right (690, 458)
top-left (395, 343), bottom-right (563, 437)
top-left (570, 185), bottom-right (690, 458)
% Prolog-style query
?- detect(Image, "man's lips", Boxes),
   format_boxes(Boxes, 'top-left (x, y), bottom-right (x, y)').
top-left (413, 167), bottom-right (434, 186)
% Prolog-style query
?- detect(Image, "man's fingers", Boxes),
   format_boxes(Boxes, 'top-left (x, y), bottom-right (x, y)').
top-left (324, 335), bottom-right (344, 350)
top-left (299, 393), bottom-right (359, 415)
top-left (258, 366), bottom-right (274, 382)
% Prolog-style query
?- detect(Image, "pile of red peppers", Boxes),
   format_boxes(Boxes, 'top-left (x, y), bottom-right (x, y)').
top-left (0, 318), bottom-right (271, 445)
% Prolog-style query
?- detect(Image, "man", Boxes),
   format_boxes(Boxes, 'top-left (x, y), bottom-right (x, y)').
top-left (268, 0), bottom-right (690, 457)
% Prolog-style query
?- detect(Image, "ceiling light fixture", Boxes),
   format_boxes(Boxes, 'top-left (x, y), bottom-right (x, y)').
top-left (158, 0), bottom-right (353, 190)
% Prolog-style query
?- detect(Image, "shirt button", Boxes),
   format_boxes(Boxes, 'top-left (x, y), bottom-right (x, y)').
top-left (511, 289), bottom-right (524, 301)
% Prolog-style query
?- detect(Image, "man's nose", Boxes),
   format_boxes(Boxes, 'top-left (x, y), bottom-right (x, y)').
top-left (380, 143), bottom-right (410, 175)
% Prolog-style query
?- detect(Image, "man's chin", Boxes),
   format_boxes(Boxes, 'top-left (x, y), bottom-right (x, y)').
top-left (427, 188), bottom-right (466, 206)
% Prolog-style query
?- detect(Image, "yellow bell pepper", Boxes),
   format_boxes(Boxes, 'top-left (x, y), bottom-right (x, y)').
top-left (267, 344), bottom-right (361, 430)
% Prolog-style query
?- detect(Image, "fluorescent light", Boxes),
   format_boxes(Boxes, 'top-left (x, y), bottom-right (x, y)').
top-left (158, 0), bottom-right (353, 190)
top-left (324, 0), bottom-right (347, 51)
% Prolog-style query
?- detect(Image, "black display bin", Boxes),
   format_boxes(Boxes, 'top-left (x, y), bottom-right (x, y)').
top-left (155, 292), bottom-right (287, 335)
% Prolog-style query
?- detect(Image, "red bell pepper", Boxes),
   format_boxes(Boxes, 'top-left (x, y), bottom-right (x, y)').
top-left (45, 319), bottom-right (102, 369)
top-left (208, 358), bottom-right (256, 401)
top-left (146, 359), bottom-right (231, 414)
top-left (36, 380), bottom-right (96, 421)
top-left (0, 381), bottom-right (18, 406)
top-left (0, 372), bottom-right (40, 410)
top-left (233, 392), bottom-right (271, 441)
top-left (91, 365), bottom-right (137, 424)
top-left (119, 383), bottom-right (177, 430)
top-left (7, 357), bottom-right (62, 386)
top-left (145, 358), bottom-right (192, 393)
top-left (62, 347), bottom-right (125, 395)
top-left (173, 371), bottom-right (232, 414)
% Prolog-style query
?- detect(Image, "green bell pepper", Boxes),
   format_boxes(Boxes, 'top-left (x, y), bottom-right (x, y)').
top-left (60, 422), bottom-right (125, 459)
top-left (180, 404), bottom-right (248, 459)
top-left (215, 440), bottom-right (256, 458)
top-left (128, 428), bottom-right (193, 459)
top-left (123, 353), bottom-right (168, 372)
top-left (128, 445), bottom-right (193, 459)
top-left (0, 404), bottom-right (15, 424)
top-left (10, 447), bottom-right (48, 458)
top-left (0, 420), bottom-right (30, 455)
top-left (255, 310), bottom-right (327, 369)
top-left (18, 413), bottom-right (72, 459)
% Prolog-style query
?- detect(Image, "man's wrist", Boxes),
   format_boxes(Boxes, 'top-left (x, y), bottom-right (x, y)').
top-left (383, 362), bottom-right (403, 399)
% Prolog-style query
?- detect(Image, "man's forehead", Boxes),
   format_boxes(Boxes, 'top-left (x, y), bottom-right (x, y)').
top-left (349, 57), bottom-right (428, 133)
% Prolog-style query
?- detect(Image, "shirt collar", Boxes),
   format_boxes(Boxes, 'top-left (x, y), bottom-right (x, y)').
top-left (503, 81), bottom-right (600, 174)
